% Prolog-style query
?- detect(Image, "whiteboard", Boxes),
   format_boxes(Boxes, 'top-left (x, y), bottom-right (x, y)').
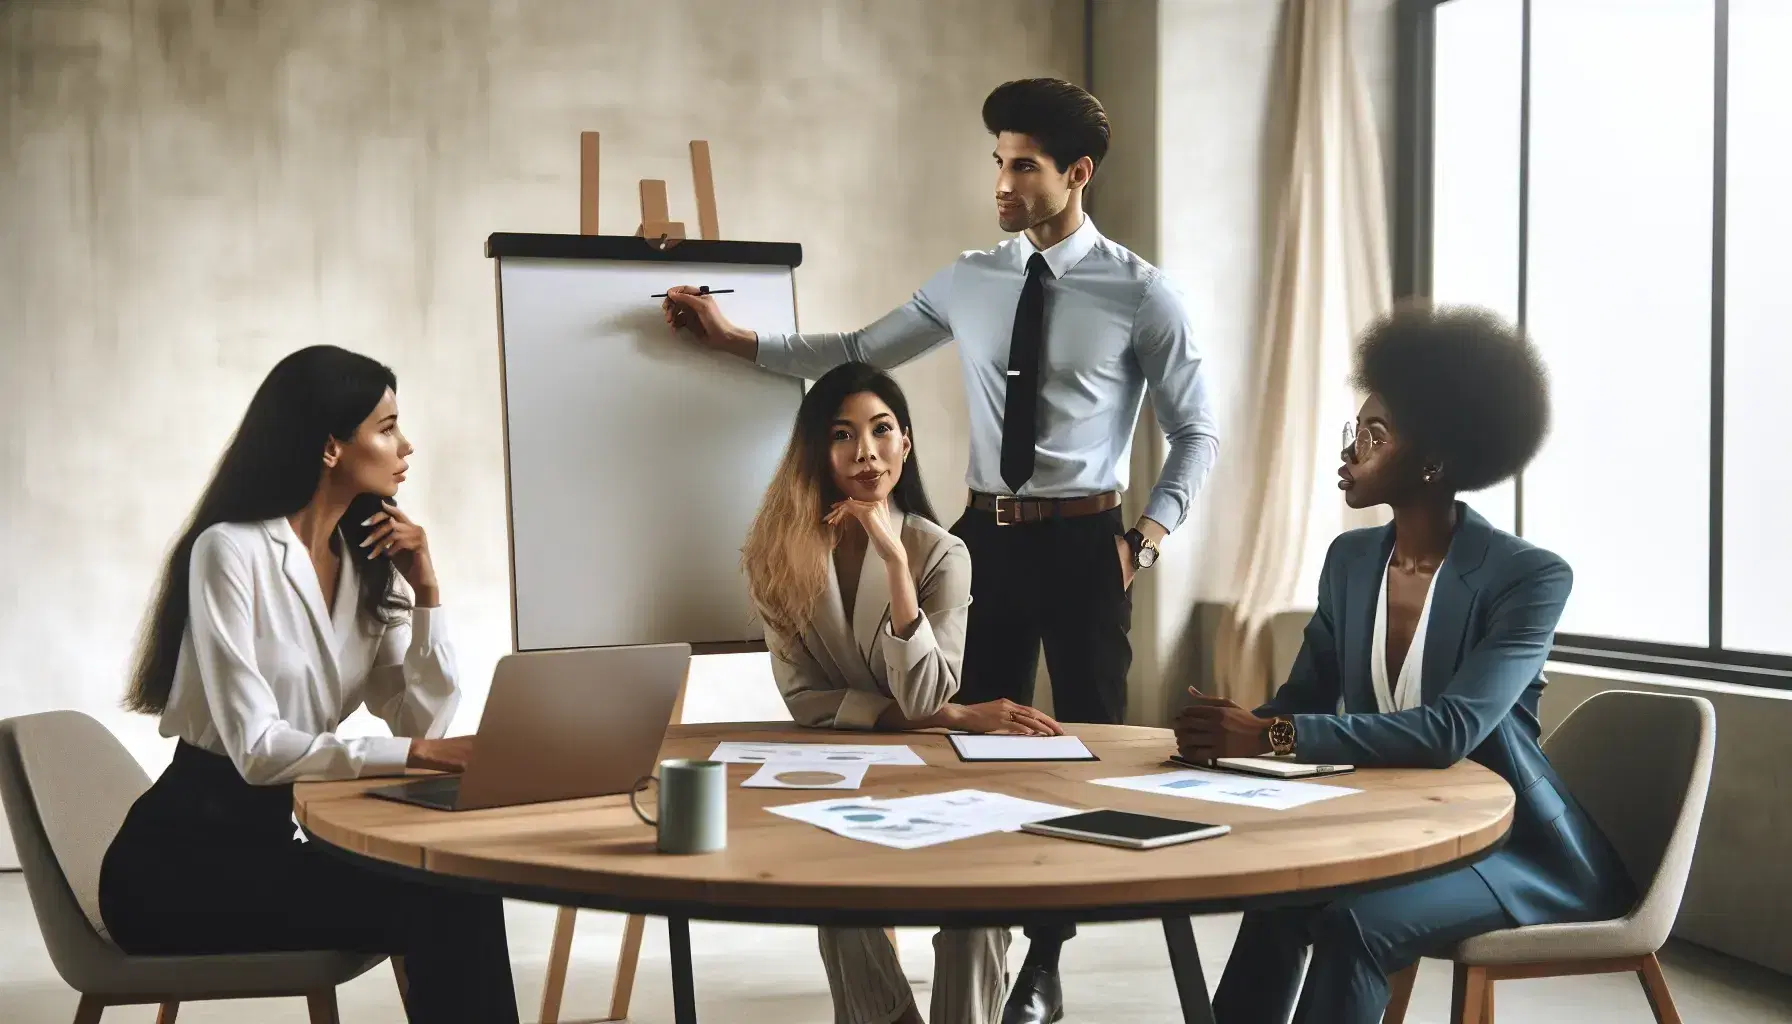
top-left (490, 235), bottom-right (803, 652)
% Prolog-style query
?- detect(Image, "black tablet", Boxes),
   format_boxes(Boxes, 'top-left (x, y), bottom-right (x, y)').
top-left (1020, 809), bottom-right (1230, 850)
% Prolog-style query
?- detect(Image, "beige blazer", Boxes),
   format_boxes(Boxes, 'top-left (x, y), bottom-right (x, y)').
top-left (766, 509), bottom-right (971, 730)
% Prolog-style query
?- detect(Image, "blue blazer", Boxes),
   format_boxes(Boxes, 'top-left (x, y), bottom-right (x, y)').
top-left (1260, 504), bottom-right (1635, 927)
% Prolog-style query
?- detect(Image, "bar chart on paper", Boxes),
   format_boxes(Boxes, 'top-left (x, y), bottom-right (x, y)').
top-left (1090, 769), bottom-right (1359, 811)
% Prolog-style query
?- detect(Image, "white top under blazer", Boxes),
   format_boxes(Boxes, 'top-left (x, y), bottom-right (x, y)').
top-left (155, 518), bottom-right (459, 785)
top-left (1370, 551), bottom-right (1440, 714)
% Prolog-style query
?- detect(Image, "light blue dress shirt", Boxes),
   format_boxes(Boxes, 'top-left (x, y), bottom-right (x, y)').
top-left (754, 216), bottom-right (1219, 533)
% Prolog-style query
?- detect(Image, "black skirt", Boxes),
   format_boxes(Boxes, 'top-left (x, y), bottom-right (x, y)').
top-left (100, 741), bottom-right (519, 1023)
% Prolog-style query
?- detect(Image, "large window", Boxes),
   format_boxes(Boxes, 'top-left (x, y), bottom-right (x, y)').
top-left (1398, 0), bottom-right (1792, 687)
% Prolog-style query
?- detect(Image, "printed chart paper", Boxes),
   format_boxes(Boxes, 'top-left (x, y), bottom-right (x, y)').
top-left (767, 789), bottom-right (1077, 849)
top-left (948, 734), bottom-right (1096, 761)
top-left (1090, 769), bottom-right (1359, 811)
top-left (708, 741), bottom-right (927, 767)
top-left (741, 762), bottom-right (869, 790)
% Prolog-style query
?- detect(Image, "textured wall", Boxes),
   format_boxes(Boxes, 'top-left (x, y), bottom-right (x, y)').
top-left (1155, 0), bottom-right (1398, 607)
top-left (1085, 0), bottom-right (1399, 721)
top-left (0, 0), bottom-right (1082, 863)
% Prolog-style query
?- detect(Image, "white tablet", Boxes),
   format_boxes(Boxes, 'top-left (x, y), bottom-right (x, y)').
top-left (1169, 754), bottom-right (1356, 779)
top-left (1020, 809), bottom-right (1231, 850)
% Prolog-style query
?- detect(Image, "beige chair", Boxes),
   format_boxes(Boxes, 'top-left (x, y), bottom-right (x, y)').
top-left (1266, 607), bottom-right (1315, 694)
top-left (0, 710), bottom-right (391, 1024)
top-left (1385, 689), bottom-right (1716, 1024)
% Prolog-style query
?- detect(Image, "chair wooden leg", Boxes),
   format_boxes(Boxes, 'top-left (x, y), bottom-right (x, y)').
top-left (155, 1003), bottom-right (179, 1024)
top-left (608, 912), bottom-right (647, 1021)
top-left (71, 994), bottom-right (105, 1024)
top-left (1484, 979), bottom-right (1495, 1022)
top-left (1637, 953), bottom-right (1684, 1024)
top-left (886, 926), bottom-right (900, 967)
top-left (540, 906), bottom-right (579, 1024)
top-left (1384, 963), bottom-right (1418, 1023)
top-left (306, 989), bottom-right (341, 1024)
top-left (1450, 963), bottom-right (1489, 1024)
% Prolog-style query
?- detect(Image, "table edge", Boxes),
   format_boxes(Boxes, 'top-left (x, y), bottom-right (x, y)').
top-left (299, 818), bottom-right (1513, 928)
top-left (295, 724), bottom-right (1516, 926)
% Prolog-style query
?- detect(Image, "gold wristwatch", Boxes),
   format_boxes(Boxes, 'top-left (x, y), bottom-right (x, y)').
top-left (1268, 716), bottom-right (1297, 756)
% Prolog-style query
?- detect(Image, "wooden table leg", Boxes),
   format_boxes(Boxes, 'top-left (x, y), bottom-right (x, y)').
top-left (668, 916), bottom-right (698, 1024)
top-left (539, 907), bottom-right (578, 1024)
top-left (608, 913), bottom-right (648, 1020)
top-left (1161, 916), bottom-right (1217, 1024)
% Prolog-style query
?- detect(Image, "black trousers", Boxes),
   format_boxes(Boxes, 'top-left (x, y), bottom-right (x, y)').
top-left (951, 504), bottom-right (1134, 947)
top-left (950, 505), bottom-right (1133, 724)
top-left (99, 743), bottom-right (519, 1024)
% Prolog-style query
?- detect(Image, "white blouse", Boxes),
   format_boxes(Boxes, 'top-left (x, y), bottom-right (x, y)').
top-left (1371, 551), bottom-right (1440, 714)
top-left (156, 518), bottom-right (459, 785)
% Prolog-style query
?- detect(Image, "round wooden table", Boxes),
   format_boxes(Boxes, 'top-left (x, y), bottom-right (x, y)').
top-left (296, 723), bottom-right (1513, 1024)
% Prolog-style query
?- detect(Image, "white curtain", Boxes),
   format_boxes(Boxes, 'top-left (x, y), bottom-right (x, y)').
top-left (1214, 0), bottom-right (1392, 707)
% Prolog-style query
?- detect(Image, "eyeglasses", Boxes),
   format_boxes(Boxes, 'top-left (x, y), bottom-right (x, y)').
top-left (1341, 421), bottom-right (1389, 462)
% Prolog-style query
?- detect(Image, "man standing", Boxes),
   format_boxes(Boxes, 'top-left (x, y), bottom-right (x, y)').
top-left (663, 78), bottom-right (1218, 1024)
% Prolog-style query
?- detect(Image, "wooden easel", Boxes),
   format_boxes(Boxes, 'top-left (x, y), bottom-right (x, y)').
top-left (574, 131), bottom-right (721, 247)
top-left (535, 133), bottom-right (713, 1024)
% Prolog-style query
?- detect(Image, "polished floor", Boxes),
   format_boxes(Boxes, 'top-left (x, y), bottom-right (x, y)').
top-left (3, 873), bottom-right (1790, 1022)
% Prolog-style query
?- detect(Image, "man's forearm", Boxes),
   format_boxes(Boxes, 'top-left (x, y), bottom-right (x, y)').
top-left (1142, 428), bottom-right (1219, 538)
top-left (721, 326), bottom-right (757, 361)
top-left (756, 301), bottom-right (952, 380)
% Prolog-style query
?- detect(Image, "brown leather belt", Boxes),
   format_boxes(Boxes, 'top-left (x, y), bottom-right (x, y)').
top-left (968, 490), bottom-right (1122, 526)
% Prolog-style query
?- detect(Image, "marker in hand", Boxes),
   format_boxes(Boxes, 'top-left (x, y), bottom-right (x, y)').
top-left (651, 286), bottom-right (735, 298)
top-left (1182, 686), bottom-right (1242, 766)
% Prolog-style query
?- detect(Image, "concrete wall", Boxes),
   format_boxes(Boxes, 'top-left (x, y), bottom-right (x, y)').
top-left (1540, 666), bottom-right (1792, 977)
top-left (1090, 0), bottom-right (1400, 723)
top-left (0, 0), bottom-right (1082, 867)
top-left (1155, 0), bottom-right (1398, 611)
top-left (1089, 0), bottom-right (1163, 723)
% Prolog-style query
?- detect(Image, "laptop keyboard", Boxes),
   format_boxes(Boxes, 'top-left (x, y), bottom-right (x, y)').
top-left (369, 775), bottom-right (462, 810)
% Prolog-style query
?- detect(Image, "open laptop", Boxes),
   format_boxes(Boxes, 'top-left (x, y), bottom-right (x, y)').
top-left (366, 642), bottom-right (690, 812)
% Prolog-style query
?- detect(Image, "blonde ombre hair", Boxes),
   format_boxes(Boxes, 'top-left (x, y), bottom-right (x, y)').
top-left (742, 363), bottom-right (938, 647)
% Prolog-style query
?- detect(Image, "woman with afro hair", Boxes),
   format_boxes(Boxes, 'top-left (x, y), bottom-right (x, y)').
top-left (1177, 305), bottom-right (1636, 1024)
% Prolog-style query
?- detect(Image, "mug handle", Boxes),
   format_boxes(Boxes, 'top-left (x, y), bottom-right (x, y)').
top-left (629, 775), bottom-right (658, 827)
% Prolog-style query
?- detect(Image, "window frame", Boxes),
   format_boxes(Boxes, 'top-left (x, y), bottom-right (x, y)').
top-left (1395, 0), bottom-right (1792, 690)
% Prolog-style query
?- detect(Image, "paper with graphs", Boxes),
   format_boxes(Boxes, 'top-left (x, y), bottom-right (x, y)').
top-left (741, 762), bottom-right (870, 790)
top-left (767, 789), bottom-right (1076, 849)
top-left (1090, 769), bottom-right (1358, 811)
top-left (708, 741), bottom-right (927, 767)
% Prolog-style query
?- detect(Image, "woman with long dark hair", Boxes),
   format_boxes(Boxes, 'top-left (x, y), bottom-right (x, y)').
top-left (100, 345), bottom-right (518, 1022)
top-left (742, 362), bottom-right (1059, 1024)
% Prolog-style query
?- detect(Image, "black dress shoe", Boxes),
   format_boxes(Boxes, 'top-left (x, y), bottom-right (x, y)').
top-left (1001, 964), bottom-right (1064, 1024)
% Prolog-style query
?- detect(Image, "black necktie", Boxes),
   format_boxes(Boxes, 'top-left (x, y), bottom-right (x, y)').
top-left (1001, 254), bottom-right (1050, 492)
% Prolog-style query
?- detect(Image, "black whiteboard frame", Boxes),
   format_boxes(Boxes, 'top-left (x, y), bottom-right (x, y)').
top-left (486, 232), bottom-right (802, 267)
top-left (487, 232), bottom-right (805, 657)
